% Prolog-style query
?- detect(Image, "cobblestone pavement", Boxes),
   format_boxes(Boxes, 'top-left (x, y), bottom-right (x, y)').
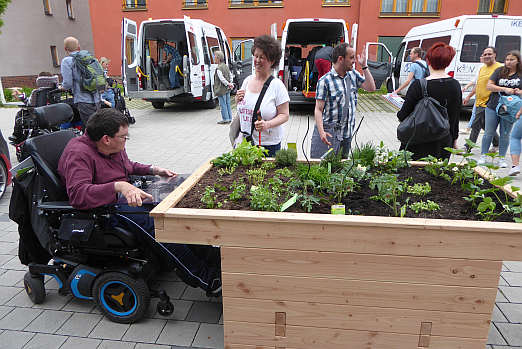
top-left (0, 96), bottom-right (521, 348)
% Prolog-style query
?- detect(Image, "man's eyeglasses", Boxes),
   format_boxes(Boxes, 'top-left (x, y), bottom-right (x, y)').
top-left (115, 135), bottom-right (130, 140)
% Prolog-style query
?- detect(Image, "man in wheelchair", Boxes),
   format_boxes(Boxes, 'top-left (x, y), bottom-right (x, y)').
top-left (12, 108), bottom-right (220, 323)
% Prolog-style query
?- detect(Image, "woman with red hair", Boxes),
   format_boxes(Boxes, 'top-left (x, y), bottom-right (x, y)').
top-left (397, 42), bottom-right (462, 160)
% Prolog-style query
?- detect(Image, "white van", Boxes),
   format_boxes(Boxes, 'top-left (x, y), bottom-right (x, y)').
top-left (121, 17), bottom-right (236, 109)
top-left (369, 15), bottom-right (522, 108)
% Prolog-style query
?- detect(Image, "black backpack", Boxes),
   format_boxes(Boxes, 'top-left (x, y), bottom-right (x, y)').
top-left (414, 61), bottom-right (430, 79)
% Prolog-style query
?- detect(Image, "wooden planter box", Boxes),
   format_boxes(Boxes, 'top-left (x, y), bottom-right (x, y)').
top-left (151, 160), bottom-right (522, 349)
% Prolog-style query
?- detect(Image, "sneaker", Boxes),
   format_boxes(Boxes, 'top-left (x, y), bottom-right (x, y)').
top-left (488, 146), bottom-right (499, 154)
top-left (478, 155), bottom-right (487, 165)
top-left (509, 166), bottom-right (520, 176)
top-left (499, 158), bottom-right (508, 168)
top-left (217, 120), bottom-right (227, 124)
top-left (206, 277), bottom-right (222, 296)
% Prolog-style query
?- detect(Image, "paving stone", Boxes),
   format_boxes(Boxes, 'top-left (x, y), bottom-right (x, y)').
top-left (0, 330), bottom-right (34, 349)
top-left (0, 307), bottom-right (42, 330)
top-left (0, 255), bottom-right (13, 266)
top-left (499, 286), bottom-right (522, 303)
top-left (23, 333), bottom-right (68, 349)
top-left (498, 290), bottom-right (509, 303)
top-left (55, 312), bottom-right (102, 337)
top-left (499, 275), bottom-right (509, 286)
top-left (98, 339), bottom-right (137, 349)
top-left (0, 270), bottom-right (24, 286)
top-left (156, 320), bottom-right (199, 347)
top-left (59, 336), bottom-right (102, 349)
top-left (192, 323), bottom-right (224, 349)
top-left (61, 297), bottom-right (96, 313)
top-left (44, 275), bottom-right (62, 290)
top-left (0, 242), bottom-right (17, 256)
top-left (153, 271), bottom-right (181, 282)
top-left (0, 286), bottom-right (21, 305)
top-left (504, 273), bottom-right (522, 287)
top-left (181, 286), bottom-right (213, 302)
top-left (0, 307), bottom-right (12, 322)
top-left (488, 323), bottom-right (508, 345)
top-left (498, 303), bottom-right (522, 323)
top-left (89, 318), bottom-right (130, 340)
top-left (504, 262), bottom-right (522, 273)
top-left (0, 231), bottom-right (18, 243)
top-left (122, 318), bottom-right (166, 343)
top-left (151, 280), bottom-right (187, 299)
top-left (186, 301), bottom-right (222, 324)
top-left (496, 323), bottom-right (522, 346)
top-left (134, 344), bottom-right (172, 349)
top-left (147, 298), bottom-right (193, 321)
top-left (24, 309), bottom-right (73, 333)
top-left (31, 290), bottom-right (72, 310)
top-left (493, 304), bottom-right (509, 322)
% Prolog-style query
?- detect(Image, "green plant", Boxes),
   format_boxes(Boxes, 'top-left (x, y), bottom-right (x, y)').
top-left (201, 186), bottom-right (220, 209)
top-left (217, 165), bottom-right (237, 176)
top-left (233, 139), bottom-right (267, 166)
top-left (212, 152), bottom-right (238, 168)
top-left (250, 185), bottom-right (280, 211)
top-left (297, 164), bottom-right (331, 190)
top-left (369, 173), bottom-right (408, 216)
top-left (246, 168), bottom-right (266, 186)
top-left (0, 0), bottom-right (11, 31)
top-left (409, 200), bottom-right (440, 214)
top-left (298, 193), bottom-right (321, 213)
top-left (407, 182), bottom-right (431, 196)
top-left (327, 172), bottom-right (356, 204)
top-left (275, 148), bottom-right (297, 167)
top-left (260, 161), bottom-right (276, 171)
top-left (229, 181), bottom-right (246, 201)
top-left (274, 167), bottom-right (294, 178)
top-left (321, 150), bottom-right (344, 173)
top-left (350, 142), bottom-right (376, 168)
top-left (375, 142), bottom-right (411, 172)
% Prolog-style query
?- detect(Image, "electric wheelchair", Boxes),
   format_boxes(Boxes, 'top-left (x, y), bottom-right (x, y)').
top-left (14, 130), bottom-right (178, 323)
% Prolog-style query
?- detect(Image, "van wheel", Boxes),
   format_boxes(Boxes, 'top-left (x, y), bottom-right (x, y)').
top-left (386, 79), bottom-right (394, 93)
top-left (152, 101), bottom-right (164, 109)
top-left (203, 98), bottom-right (217, 109)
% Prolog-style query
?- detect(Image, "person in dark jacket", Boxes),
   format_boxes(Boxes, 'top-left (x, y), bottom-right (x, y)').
top-left (397, 42), bottom-right (462, 160)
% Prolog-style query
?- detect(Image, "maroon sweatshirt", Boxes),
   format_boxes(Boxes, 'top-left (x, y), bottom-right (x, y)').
top-left (58, 134), bottom-right (151, 209)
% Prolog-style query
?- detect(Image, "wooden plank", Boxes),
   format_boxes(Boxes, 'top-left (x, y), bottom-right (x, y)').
top-left (150, 159), bottom-right (213, 217)
top-left (157, 215), bottom-right (522, 260)
top-left (224, 321), bottom-right (487, 349)
top-left (221, 297), bottom-right (491, 339)
top-left (221, 247), bottom-right (502, 287)
top-left (222, 273), bottom-right (497, 314)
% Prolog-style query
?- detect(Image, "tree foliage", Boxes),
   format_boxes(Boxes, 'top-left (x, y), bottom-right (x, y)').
top-left (0, 0), bottom-right (11, 31)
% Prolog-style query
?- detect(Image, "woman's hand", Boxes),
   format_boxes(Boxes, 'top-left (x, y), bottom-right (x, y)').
top-left (255, 118), bottom-right (270, 132)
top-left (504, 87), bottom-right (516, 95)
top-left (235, 89), bottom-right (245, 103)
top-left (516, 108), bottom-right (522, 120)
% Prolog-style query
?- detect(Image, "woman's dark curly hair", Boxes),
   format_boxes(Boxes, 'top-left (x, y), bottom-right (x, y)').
top-left (499, 50), bottom-right (522, 79)
top-left (251, 35), bottom-right (282, 69)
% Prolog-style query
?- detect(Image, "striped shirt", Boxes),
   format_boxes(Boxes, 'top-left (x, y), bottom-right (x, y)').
top-left (316, 67), bottom-right (365, 139)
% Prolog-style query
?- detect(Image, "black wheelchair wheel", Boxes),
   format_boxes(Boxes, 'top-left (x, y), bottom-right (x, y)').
top-left (151, 101), bottom-right (164, 109)
top-left (24, 272), bottom-right (46, 304)
top-left (156, 300), bottom-right (174, 316)
top-left (93, 272), bottom-right (150, 324)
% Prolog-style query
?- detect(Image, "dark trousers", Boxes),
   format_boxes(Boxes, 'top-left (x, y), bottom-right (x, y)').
top-left (469, 106), bottom-right (499, 147)
top-left (111, 204), bottom-right (219, 291)
top-left (263, 143), bottom-right (281, 157)
top-left (76, 102), bottom-right (100, 126)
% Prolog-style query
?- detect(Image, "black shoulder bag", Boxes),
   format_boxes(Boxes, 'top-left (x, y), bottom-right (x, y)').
top-left (397, 78), bottom-right (450, 145)
top-left (243, 75), bottom-right (274, 143)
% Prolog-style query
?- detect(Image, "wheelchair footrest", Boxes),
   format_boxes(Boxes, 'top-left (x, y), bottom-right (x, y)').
top-left (28, 263), bottom-right (68, 292)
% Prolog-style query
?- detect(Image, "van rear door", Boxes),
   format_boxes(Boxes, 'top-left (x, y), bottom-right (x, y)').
top-left (365, 42), bottom-right (393, 90)
top-left (184, 17), bottom-right (203, 98)
top-left (233, 39), bottom-right (254, 88)
top-left (121, 18), bottom-right (139, 96)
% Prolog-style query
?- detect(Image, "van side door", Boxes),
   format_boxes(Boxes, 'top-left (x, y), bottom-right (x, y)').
top-left (365, 42), bottom-right (393, 90)
top-left (184, 18), bottom-right (203, 97)
top-left (121, 18), bottom-right (139, 96)
top-left (233, 39), bottom-right (254, 89)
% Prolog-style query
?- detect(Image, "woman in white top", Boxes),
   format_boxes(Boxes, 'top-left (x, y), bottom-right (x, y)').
top-left (236, 35), bottom-right (290, 156)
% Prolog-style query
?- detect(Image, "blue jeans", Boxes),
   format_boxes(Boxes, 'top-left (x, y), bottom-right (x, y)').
top-left (481, 107), bottom-right (514, 157)
top-left (467, 104), bottom-right (476, 128)
top-left (217, 93), bottom-right (232, 121)
top-left (510, 118), bottom-right (522, 156)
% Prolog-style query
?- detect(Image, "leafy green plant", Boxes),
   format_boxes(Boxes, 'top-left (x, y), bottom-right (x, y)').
top-left (375, 142), bottom-right (411, 172)
top-left (298, 193), bottom-right (321, 213)
top-left (233, 139), bottom-right (267, 166)
top-left (201, 186), bottom-right (220, 209)
top-left (275, 148), bottom-right (297, 167)
top-left (229, 181), bottom-right (246, 201)
top-left (369, 173), bottom-right (408, 216)
top-left (321, 150), bottom-right (344, 173)
top-left (246, 168), bottom-right (266, 186)
top-left (409, 200), bottom-right (440, 214)
top-left (327, 173), bottom-right (356, 204)
top-left (260, 161), bottom-right (276, 171)
top-left (274, 167), bottom-right (294, 178)
top-left (250, 185), bottom-right (280, 211)
top-left (212, 152), bottom-right (238, 168)
top-left (297, 164), bottom-right (331, 190)
top-left (407, 182), bottom-right (431, 196)
top-left (217, 165), bottom-right (237, 176)
top-left (350, 142), bottom-right (376, 168)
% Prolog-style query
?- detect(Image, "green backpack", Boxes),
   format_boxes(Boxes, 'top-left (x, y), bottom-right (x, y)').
top-left (71, 50), bottom-right (106, 92)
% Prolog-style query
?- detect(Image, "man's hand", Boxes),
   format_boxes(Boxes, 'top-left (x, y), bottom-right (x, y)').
top-left (228, 83), bottom-right (235, 90)
top-left (102, 100), bottom-right (112, 107)
top-left (463, 95), bottom-right (471, 105)
top-left (319, 130), bottom-right (332, 146)
top-left (235, 89), bottom-right (245, 103)
top-left (115, 181), bottom-right (152, 207)
top-left (151, 166), bottom-right (176, 177)
top-left (357, 49), bottom-right (367, 68)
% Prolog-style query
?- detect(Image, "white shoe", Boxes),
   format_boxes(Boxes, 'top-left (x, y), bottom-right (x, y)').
top-left (509, 166), bottom-right (520, 176)
top-left (499, 158), bottom-right (508, 168)
top-left (478, 155), bottom-right (487, 165)
top-left (488, 146), bottom-right (499, 154)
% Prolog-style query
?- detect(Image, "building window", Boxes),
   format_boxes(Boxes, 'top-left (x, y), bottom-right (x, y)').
top-left (229, 0), bottom-right (283, 8)
top-left (477, 0), bottom-right (508, 14)
top-left (66, 0), bottom-right (75, 19)
top-left (322, 0), bottom-right (350, 6)
top-left (122, 0), bottom-right (147, 10)
top-left (183, 0), bottom-right (208, 8)
top-left (380, 0), bottom-right (440, 16)
top-left (50, 46), bottom-right (60, 67)
top-left (43, 0), bottom-right (52, 15)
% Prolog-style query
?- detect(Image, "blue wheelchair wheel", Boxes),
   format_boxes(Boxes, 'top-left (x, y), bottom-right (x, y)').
top-left (93, 272), bottom-right (150, 324)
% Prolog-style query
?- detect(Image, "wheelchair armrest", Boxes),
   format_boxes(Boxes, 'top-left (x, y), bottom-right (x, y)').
top-left (38, 201), bottom-right (75, 211)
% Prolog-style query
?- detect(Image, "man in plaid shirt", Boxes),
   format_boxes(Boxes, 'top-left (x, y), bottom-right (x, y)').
top-left (310, 43), bottom-right (376, 158)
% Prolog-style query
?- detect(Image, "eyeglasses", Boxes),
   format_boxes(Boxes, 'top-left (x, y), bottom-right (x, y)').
top-left (115, 135), bottom-right (130, 140)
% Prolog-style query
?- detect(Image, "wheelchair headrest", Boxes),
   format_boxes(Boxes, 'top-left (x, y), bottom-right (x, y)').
top-left (35, 75), bottom-right (59, 89)
top-left (24, 130), bottom-right (77, 200)
top-left (33, 103), bottom-right (73, 129)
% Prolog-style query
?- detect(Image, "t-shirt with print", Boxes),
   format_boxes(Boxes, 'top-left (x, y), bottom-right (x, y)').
top-left (237, 75), bottom-right (290, 146)
top-left (486, 67), bottom-right (521, 110)
top-left (408, 59), bottom-right (428, 80)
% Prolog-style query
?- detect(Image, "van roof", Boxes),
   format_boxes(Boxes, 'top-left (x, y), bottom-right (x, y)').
top-left (405, 15), bottom-right (521, 38)
top-left (285, 18), bottom-right (347, 25)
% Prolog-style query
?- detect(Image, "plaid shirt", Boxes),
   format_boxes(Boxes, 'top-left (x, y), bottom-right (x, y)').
top-left (316, 67), bottom-right (365, 139)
